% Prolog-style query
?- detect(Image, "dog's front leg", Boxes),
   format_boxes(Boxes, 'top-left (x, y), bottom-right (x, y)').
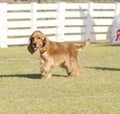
top-left (41, 61), bottom-right (53, 79)
top-left (42, 65), bottom-right (52, 79)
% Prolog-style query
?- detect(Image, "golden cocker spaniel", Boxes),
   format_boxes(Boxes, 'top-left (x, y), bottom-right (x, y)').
top-left (28, 30), bottom-right (89, 79)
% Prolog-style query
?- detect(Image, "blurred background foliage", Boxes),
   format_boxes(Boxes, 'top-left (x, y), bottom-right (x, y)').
top-left (0, 0), bottom-right (120, 3)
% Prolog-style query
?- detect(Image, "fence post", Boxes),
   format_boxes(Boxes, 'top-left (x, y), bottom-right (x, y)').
top-left (31, 2), bottom-right (37, 32)
top-left (85, 2), bottom-right (94, 40)
top-left (56, 2), bottom-right (66, 42)
top-left (115, 2), bottom-right (120, 16)
top-left (0, 3), bottom-right (8, 48)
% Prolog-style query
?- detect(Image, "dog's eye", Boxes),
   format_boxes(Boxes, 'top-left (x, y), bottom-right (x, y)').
top-left (31, 37), bottom-right (34, 40)
top-left (38, 37), bottom-right (41, 39)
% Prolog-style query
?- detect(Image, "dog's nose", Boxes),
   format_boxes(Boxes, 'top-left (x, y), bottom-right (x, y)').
top-left (33, 43), bottom-right (36, 47)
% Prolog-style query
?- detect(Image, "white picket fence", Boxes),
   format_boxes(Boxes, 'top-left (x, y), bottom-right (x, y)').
top-left (0, 2), bottom-right (120, 48)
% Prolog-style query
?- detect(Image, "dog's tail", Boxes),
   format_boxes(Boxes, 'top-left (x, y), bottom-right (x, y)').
top-left (75, 38), bottom-right (90, 50)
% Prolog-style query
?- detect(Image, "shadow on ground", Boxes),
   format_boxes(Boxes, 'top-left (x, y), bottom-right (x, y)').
top-left (86, 66), bottom-right (120, 72)
top-left (0, 74), bottom-right (67, 79)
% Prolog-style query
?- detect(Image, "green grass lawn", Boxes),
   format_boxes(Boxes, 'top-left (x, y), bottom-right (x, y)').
top-left (0, 41), bottom-right (120, 114)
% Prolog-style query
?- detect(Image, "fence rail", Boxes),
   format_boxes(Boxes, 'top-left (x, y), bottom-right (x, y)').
top-left (0, 2), bottom-right (120, 48)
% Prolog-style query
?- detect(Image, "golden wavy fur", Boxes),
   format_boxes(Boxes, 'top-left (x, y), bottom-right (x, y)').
top-left (28, 30), bottom-right (89, 79)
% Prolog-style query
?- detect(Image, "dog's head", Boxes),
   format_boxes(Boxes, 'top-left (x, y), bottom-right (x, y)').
top-left (27, 30), bottom-right (49, 54)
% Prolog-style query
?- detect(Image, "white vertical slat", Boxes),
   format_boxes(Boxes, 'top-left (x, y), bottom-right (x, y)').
top-left (0, 3), bottom-right (8, 48)
top-left (85, 2), bottom-right (94, 40)
top-left (115, 3), bottom-right (120, 16)
top-left (56, 2), bottom-right (66, 42)
top-left (31, 2), bottom-right (37, 32)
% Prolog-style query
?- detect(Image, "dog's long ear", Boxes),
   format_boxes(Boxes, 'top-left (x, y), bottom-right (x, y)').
top-left (42, 36), bottom-right (48, 47)
top-left (27, 37), bottom-right (34, 54)
top-left (40, 36), bottom-right (49, 53)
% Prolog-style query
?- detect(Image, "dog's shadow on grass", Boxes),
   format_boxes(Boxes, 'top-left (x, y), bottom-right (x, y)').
top-left (86, 66), bottom-right (120, 72)
top-left (0, 74), bottom-right (67, 79)
top-left (0, 74), bottom-right (41, 79)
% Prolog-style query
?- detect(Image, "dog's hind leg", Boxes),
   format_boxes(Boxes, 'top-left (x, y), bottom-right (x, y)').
top-left (70, 59), bottom-right (80, 76)
top-left (60, 61), bottom-right (72, 76)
